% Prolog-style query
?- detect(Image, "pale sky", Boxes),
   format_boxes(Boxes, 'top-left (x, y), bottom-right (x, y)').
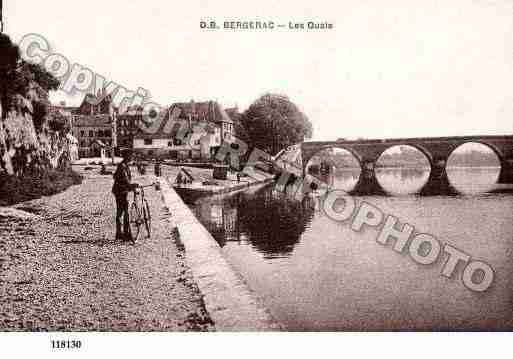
top-left (5, 0), bottom-right (513, 141)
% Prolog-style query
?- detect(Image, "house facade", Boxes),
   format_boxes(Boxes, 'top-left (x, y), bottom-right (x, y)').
top-left (69, 92), bottom-right (116, 158)
top-left (48, 100), bottom-right (109, 159)
top-left (51, 94), bottom-right (239, 160)
top-left (116, 109), bottom-right (143, 150)
top-left (72, 115), bottom-right (113, 158)
top-left (132, 100), bottom-right (235, 160)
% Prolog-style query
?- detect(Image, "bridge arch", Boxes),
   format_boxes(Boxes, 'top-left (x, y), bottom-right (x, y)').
top-left (445, 141), bottom-right (503, 194)
top-left (304, 145), bottom-right (363, 192)
top-left (302, 143), bottom-right (437, 170)
top-left (302, 143), bottom-right (437, 195)
top-left (450, 140), bottom-right (505, 163)
top-left (300, 135), bottom-right (513, 195)
top-left (303, 144), bottom-right (364, 169)
top-left (374, 144), bottom-right (433, 195)
top-left (397, 143), bottom-right (435, 167)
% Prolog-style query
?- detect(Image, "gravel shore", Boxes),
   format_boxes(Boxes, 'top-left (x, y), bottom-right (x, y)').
top-left (0, 165), bottom-right (213, 331)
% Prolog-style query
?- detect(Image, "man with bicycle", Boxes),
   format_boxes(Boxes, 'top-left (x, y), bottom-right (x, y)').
top-left (112, 149), bottom-right (138, 241)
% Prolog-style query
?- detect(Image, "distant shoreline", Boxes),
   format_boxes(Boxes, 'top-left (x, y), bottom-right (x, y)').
top-left (320, 166), bottom-right (501, 171)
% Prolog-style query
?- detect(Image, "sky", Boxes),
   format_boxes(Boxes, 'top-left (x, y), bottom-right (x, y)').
top-left (5, 0), bottom-right (513, 141)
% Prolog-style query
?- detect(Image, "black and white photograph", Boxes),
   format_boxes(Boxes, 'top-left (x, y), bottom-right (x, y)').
top-left (1, 0), bottom-right (513, 356)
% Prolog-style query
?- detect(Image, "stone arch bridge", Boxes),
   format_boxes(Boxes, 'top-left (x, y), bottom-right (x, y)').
top-left (276, 135), bottom-right (513, 195)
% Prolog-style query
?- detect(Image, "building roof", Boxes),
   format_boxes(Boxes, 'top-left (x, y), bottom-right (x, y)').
top-left (76, 91), bottom-right (114, 115)
top-left (133, 100), bottom-right (232, 140)
top-left (169, 101), bottom-right (233, 124)
top-left (132, 111), bottom-right (172, 139)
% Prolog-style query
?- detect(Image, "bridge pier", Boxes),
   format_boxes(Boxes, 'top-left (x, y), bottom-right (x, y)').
top-left (420, 159), bottom-right (456, 196)
top-left (350, 161), bottom-right (386, 196)
top-left (498, 159), bottom-right (513, 184)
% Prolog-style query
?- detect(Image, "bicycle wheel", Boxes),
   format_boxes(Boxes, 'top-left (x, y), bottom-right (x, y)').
top-left (128, 202), bottom-right (141, 242)
top-left (142, 199), bottom-right (151, 238)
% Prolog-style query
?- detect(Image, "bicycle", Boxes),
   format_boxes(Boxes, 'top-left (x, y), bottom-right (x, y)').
top-left (128, 184), bottom-right (153, 242)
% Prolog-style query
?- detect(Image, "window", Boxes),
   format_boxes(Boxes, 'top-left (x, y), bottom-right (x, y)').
top-left (80, 130), bottom-right (85, 137)
top-left (168, 141), bottom-right (173, 147)
top-left (105, 130), bottom-right (111, 137)
top-left (89, 130), bottom-right (94, 137)
top-left (97, 130), bottom-right (103, 137)
top-left (144, 139), bottom-right (153, 145)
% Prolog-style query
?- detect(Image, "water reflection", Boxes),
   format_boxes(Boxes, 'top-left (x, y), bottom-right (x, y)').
top-left (313, 169), bottom-right (360, 193)
top-left (375, 145), bottom-right (432, 195)
top-left (192, 185), bottom-right (316, 258)
top-left (306, 148), bottom-right (361, 192)
top-left (192, 168), bottom-right (503, 258)
top-left (447, 167), bottom-right (501, 194)
top-left (314, 166), bottom-right (502, 196)
top-left (216, 189), bottom-right (513, 330)
top-left (446, 142), bottom-right (502, 194)
top-left (190, 167), bottom-right (513, 330)
top-left (376, 167), bottom-right (431, 195)
top-left (312, 167), bottom-right (433, 195)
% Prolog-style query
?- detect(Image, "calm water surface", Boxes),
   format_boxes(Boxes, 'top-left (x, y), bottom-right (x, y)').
top-left (190, 168), bottom-right (513, 330)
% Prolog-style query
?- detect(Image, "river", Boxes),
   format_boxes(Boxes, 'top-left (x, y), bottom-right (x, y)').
top-left (190, 168), bottom-right (513, 330)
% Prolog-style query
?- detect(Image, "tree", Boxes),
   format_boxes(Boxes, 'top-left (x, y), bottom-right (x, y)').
top-left (0, 33), bottom-right (59, 125)
top-left (241, 93), bottom-right (313, 155)
top-left (0, 33), bottom-right (25, 113)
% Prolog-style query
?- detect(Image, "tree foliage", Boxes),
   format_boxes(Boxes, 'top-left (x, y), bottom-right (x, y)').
top-left (0, 33), bottom-right (59, 123)
top-left (0, 34), bottom-right (26, 111)
top-left (241, 93), bottom-right (312, 155)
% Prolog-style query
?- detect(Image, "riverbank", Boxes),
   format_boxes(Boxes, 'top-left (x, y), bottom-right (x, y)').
top-left (71, 157), bottom-right (123, 165)
top-left (0, 166), bottom-right (213, 331)
top-left (159, 178), bottom-right (282, 330)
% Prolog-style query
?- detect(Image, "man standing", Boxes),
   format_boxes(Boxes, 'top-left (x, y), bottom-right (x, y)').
top-left (112, 149), bottom-right (137, 241)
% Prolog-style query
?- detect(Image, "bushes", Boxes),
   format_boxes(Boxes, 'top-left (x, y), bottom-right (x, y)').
top-left (0, 168), bottom-right (82, 206)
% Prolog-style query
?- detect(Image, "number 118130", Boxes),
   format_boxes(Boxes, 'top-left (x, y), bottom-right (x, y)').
top-left (51, 340), bottom-right (82, 349)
